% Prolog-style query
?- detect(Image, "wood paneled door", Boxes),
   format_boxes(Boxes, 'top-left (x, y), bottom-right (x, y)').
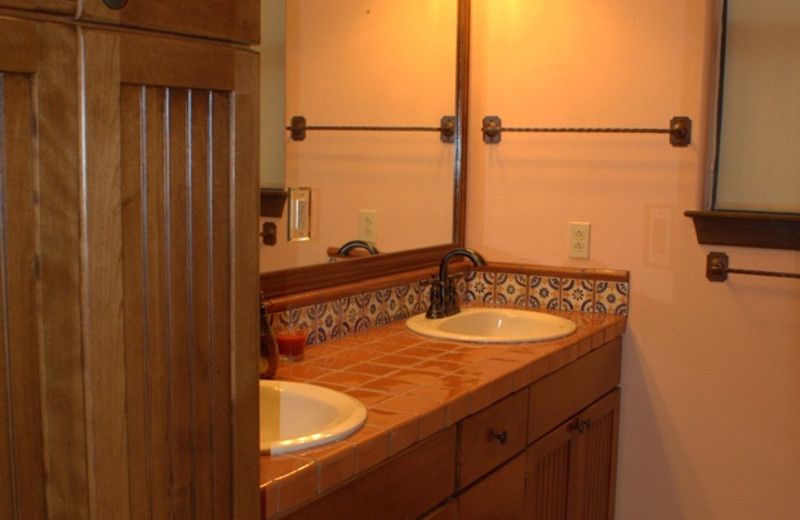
top-left (0, 15), bottom-right (260, 520)
top-left (526, 390), bottom-right (621, 520)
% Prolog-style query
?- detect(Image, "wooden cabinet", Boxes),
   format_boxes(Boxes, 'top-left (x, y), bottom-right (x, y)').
top-left (526, 390), bottom-right (620, 520)
top-left (80, 0), bottom-right (259, 44)
top-left (1, 7), bottom-right (260, 520)
top-left (280, 428), bottom-right (457, 520)
top-left (270, 340), bottom-right (623, 520)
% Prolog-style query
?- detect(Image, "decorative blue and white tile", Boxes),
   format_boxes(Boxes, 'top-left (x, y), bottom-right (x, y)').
top-left (462, 271), bottom-right (477, 303)
top-left (495, 272), bottom-right (527, 307)
top-left (391, 283), bottom-right (412, 319)
top-left (560, 278), bottom-right (594, 312)
top-left (409, 280), bottom-right (429, 315)
top-left (528, 276), bottom-right (560, 309)
top-left (353, 316), bottom-right (371, 333)
top-left (313, 301), bottom-right (340, 343)
top-left (342, 296), bottom-right (362, 333)
top-left (374, 288), bottom-right (392, 304)
top-left (466, 271), bottom-right (494, 304)
top-left (453, 275), bottom-right (469, 305)
top-left (594, 281), bottom-right (629, 315)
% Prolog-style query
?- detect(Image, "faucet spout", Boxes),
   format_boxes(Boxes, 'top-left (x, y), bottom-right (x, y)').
top-left (437, 248), bottom-right (486, 281)
top-left (426, 248), bottom-right (487, 319)
top-left (337, 240), bottom-right (380, 256)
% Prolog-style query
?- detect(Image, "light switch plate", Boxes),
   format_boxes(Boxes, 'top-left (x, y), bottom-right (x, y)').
top-left (287, 187), bottom-right (311, 241)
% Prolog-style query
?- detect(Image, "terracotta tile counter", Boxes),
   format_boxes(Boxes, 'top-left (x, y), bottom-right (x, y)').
top-left (260, 308), bottom-right (626, 519)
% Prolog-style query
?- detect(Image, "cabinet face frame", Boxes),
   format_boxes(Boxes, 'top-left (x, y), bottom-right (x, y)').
top-left (0, 0), bottom-right (74, 13)
top-left (0, 17), bottom-right (83, 519)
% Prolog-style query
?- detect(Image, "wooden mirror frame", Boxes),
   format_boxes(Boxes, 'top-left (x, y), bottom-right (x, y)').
top-left (685, 0), bottom-right (800, 251)
top-left (260, 0), bottom-right (471, 298)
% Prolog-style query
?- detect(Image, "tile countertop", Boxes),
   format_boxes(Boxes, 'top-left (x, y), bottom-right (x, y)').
top-left (260, 308), bottom-right (627, 518)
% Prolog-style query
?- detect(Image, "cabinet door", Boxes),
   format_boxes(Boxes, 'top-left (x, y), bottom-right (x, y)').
top-left (572, 389), bottom-right (620, 520)
top-left (281, 428), bottom-right (457, 520)
top-left (0, 17), bottom-right (83, 520)
top-left (81, 27), bottom-right (260, 519)
top-left (525, 390), bottom-right (620, 520)
top-left (80, 0), bottom-right (258, 43)
top-left (459, 453), bottom-right (526, 520)
top-left (0, 0), bottom-right (74, 13)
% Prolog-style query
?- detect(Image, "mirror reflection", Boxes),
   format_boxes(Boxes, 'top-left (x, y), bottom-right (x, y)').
top-left (712, 0), bottom-right (800, 213)
top-left (260, 0), bottom-right (458, 272)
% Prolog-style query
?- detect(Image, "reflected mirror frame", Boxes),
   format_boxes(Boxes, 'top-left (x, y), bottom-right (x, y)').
top-left (260, 0), bottom-right (471, 298)
top-left (685, 0), bottom-right (800, 250)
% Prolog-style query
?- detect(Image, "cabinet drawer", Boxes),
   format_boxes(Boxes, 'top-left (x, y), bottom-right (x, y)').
top-left (458, 389), bottom-right (527, 488)
top-left (528, 338), bottom-right (621, 443)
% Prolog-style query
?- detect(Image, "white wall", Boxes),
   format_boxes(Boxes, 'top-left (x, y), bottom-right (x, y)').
top-left (466, 1), bottom-right (800, 518)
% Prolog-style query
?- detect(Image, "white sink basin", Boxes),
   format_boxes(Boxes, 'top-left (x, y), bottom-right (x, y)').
top-left (406, 308), bottom-right (576, 343)
top-left (259, 380), bottom-right (366, 454)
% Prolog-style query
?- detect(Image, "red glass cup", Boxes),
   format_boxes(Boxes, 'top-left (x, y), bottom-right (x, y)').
top-left (276, 327), bottom-right (306, 362)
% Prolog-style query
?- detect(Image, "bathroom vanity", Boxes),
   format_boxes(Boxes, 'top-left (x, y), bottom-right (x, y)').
top-left (260, 308), bottom-right (624, 520)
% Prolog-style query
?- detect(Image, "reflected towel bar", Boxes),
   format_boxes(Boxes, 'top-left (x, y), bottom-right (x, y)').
top-left (706, 252), bottom-right (800, 282)
top-left (288, 115), bottom-right (455, 143)
top-left (481, 115), bottom-right (692, 147)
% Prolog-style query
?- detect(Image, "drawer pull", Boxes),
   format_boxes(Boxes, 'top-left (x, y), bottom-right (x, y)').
top-left (491, 430), bottom-right (508, 445)
top-left (569, 419), bottom-right (592, 434)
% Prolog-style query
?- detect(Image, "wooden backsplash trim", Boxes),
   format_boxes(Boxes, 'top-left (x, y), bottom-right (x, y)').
top-left (479, 263), bottom-right (630, 282)
top-left (262, 262), bottom-right (628, 312)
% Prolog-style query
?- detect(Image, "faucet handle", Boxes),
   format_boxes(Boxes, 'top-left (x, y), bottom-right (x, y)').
top-left (421, 274), bottom-right (441, 287)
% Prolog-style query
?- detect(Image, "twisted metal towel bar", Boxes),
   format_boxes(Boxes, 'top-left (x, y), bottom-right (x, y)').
top-left (481, 115), bottom-right (692, 147)
top-left (706, 252), bottom-right (800, 282)
top-left (287, 115), bottom-right (455, 143)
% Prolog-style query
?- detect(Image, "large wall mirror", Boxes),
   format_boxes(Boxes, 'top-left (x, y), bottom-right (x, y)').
top-left (712, 0), bottom-right (800, 213)
top-left (687, 0), bottom-right (800, 249)
top-left (260, 0), bottom-right (470, 297)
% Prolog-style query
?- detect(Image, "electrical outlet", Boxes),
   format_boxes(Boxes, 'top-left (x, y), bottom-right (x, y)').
top-left (359, 210), bottom-right (377, 242)
top-left (568, 222), bottom-right (591, 259)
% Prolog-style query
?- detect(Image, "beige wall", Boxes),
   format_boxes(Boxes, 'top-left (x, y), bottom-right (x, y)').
top-left (466, 1), bottom-right (800, 518)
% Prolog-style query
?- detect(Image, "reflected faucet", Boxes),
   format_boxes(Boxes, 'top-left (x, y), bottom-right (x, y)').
top-left (426, 248), bottom-right (487, 319)
top-left (259, 294), bottom-right (279, 379)
top-left (336, 240), bottom-right (380, 256)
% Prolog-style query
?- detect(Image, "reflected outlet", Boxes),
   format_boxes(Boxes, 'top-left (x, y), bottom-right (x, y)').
top-left (359, 210), bottom-right (377, 242)
top-left (568, 221), bottom-right (591, 259)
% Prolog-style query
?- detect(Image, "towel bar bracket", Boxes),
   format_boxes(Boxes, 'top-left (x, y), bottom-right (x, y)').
top-left (706, 251), bottom-right (800, 282)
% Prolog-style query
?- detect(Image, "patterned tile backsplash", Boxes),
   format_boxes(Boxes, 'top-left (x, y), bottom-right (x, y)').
top-left (266, 263), bottom-right (629, 347)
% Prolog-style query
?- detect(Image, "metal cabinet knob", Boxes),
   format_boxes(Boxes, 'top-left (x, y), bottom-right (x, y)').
top-left (492, 430), bottom-right (508, 445)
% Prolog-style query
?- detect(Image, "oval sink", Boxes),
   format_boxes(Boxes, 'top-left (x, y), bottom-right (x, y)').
top-left (406, 308), bottom-right (576, 343)
top-left (259, 380), bottom-right (366, 454)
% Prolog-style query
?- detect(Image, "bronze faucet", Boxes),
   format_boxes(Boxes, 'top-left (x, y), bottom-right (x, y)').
top-left (426, 248), bottom-right (486, 319)
top-left (336, 240), bottom-right (380, 256)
